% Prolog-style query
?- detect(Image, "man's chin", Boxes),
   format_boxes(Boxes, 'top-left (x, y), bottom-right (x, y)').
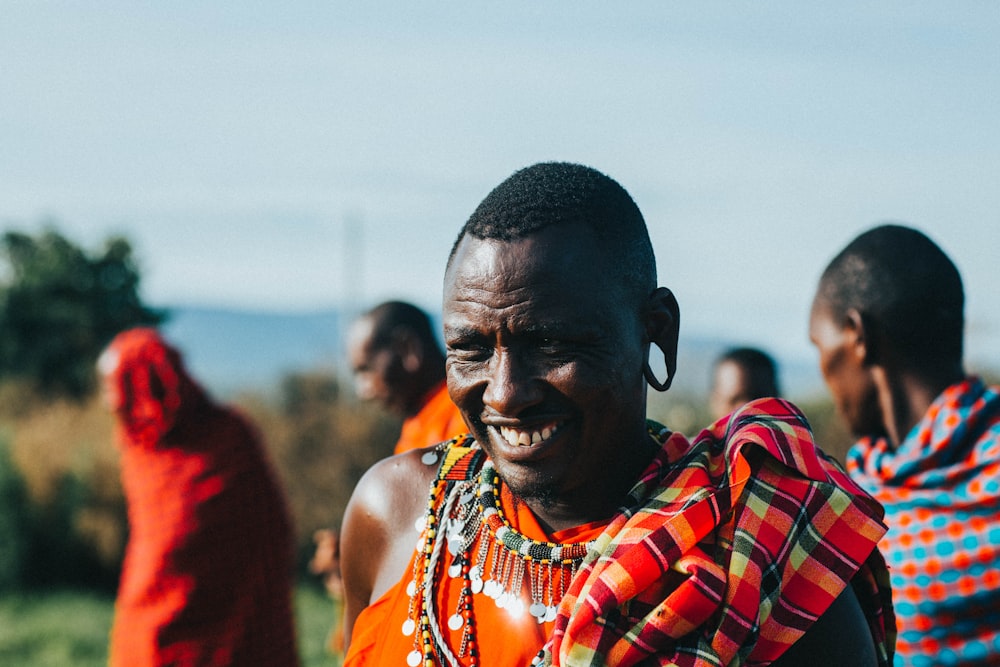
top-left (492, 463), bottom-right (560, 510)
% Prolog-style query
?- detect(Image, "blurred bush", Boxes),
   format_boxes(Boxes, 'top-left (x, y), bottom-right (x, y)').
top-left (0, 433), bottom-right (29, 590)
top-left (4, 395), bottom-right (123, 590)
top-left (236, 371), bottom-right (400, 570)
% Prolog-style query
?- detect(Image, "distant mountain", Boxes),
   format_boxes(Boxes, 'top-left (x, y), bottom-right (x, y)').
top-left (160, 306), bottom-right (347, 397)
top-left (158, 305), bottom-right (826, 401)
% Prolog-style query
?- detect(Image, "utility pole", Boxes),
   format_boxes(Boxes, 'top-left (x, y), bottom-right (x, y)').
top-left (341, 210), bottom-right (364, 353)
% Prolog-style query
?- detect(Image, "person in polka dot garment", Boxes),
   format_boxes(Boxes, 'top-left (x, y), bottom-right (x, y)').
top-left (810, 224), bottom-right (1000, 666)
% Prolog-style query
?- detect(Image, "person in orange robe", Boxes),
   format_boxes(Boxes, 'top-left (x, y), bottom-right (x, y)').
top-left (346, 300), bottom-right (467, 455)
top-left (100, 327), bottom-right (299, 667)
top-left (312, 301), bottom-right (468, 656)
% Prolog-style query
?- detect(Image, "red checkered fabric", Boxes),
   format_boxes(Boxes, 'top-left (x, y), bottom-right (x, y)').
top-left (542, 398), bottom-right (895, 666)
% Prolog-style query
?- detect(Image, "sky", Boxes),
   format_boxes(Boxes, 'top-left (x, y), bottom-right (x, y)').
top-left (2, 2), bottom-right (999, 376)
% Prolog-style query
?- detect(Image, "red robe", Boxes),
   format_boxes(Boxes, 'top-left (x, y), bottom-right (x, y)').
top-left (104, 328), bottom-right (299, 667)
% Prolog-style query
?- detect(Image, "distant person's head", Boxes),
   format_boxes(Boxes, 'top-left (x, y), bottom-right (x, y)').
top-left (709, 347), bottom-right (781, 420)
top-left (346, 300), bottom-right (447, 418)
top-left (98, 327), bottom-right (207, 447)
top-left (809, 224), bottom-right (965, 440)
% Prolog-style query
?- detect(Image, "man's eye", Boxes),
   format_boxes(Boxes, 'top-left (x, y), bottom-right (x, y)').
top-left (449, 344), bottom-right (490, 361)
top-left (537, 338), bottom-right (566, 352)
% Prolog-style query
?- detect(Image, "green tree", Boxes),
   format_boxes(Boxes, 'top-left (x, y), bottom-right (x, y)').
top-left (0, 227), bottom-right (165, 399)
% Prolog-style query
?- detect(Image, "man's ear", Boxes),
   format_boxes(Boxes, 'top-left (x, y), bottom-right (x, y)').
top-left (393, 331), bottom-right (424, 373)
top-left (844, 308), bottom-right (876, 365)
top-left (644, 287), bottom-right (680, 392)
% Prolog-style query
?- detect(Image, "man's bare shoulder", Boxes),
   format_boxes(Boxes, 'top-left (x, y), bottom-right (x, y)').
top-left (341, 445), bottom-right (442, 629)
top-left (347, 447), bottom-right (439, 534)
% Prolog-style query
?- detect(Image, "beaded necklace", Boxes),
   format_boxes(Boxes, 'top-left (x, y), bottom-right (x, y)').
top-left (403, 443), bottom-right (594, 667)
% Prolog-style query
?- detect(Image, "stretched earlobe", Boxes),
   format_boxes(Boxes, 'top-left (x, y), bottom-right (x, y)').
top-left (645, 287), bottom-right (680, 393)
top-left (644, 360), bottom-right (672, 392)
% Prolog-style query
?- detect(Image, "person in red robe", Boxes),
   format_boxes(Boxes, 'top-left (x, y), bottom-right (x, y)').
top-left (100, 327), bottom-right (299, 667)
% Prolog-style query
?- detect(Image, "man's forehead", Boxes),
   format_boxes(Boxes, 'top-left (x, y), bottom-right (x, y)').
top-left (346, 317), bottom-right (379, 353)
top-left (442, 235), bottom-right (635, 339)
top-left (447, 228), bottom-right (605, 280)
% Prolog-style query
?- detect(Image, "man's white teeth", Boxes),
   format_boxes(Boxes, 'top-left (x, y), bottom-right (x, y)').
top-left (499, 424), bottom-right (557, 447)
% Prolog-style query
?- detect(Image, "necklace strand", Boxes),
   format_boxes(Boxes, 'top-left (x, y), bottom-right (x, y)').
top-left (405, 457), bottom-right (595, 665)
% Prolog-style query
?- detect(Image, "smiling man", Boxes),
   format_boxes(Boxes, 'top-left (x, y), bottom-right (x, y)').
top-left (340, 163), bottom-right (895, 666)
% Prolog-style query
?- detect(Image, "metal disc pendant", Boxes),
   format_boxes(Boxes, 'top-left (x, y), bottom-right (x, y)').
top-left (544, 606), bottom-right (558, 622)
top-left (448, 613), bottom-right (464, 631)
top-left (470, 577), bottom-right (484, 594)
top-left (413, 516), bottom-right (426, 533)
top-left (406, 580), bottom-right (417, 597)
top-left (447, 534), bottom-right (463, 555)
top-left (509, 597), bottom-right (525, 617)
top-left (401, 618), bottom-right (416, 636)
top-left (421, 450), bottom-right (439, 465)
top-left (530, 602), bottom-right (547, 619)
top-left (407, 649), bottom-right (422, 667)
top-left (448, 562), bottom-right (462, 578)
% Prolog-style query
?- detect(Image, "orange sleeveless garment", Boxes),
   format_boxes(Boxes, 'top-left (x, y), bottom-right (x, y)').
top-left (345, 483), bottom-right (608, 666)
top-left (395, 381), bottom-right (468, 455)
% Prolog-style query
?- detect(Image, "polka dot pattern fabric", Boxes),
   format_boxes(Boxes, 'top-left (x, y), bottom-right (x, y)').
top-left (847, 377), bottom-right (1000, 666)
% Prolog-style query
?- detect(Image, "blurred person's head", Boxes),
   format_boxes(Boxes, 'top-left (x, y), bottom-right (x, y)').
top-left (98, 327), bottom-right (207, 447)
top-left (346, 300), bottom-right (446, 418)
top-left (810, 224), bottom-right (965, 443)
top-left (709, 347), bottom-right (781, 420)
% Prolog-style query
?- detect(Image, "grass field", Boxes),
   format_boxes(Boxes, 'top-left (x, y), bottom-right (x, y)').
top-left (0, 584), bottom-right (343, 667)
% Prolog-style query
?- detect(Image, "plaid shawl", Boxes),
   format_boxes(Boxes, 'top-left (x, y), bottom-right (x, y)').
top-left (542, 398), bottom-right (894, 666)
top-left (846, 377), bottom-right (1000, 666)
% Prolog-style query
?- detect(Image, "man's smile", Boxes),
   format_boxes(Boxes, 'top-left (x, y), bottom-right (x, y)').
top-left (496, 421), bottom-right (564, 447)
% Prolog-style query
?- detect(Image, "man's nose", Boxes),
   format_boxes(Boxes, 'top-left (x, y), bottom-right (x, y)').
top-left (482, 349), bottom-right (542, 416)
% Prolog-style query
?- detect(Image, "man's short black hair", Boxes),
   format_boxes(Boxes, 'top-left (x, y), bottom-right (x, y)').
top-left (715, 347), bottom-right (781, 399)
top-left (817, 224), bottom-right (964, 370)
top-left (364, 301), bottom-right (439, 352)
top-left (448, 162), bottom-right (656, 304)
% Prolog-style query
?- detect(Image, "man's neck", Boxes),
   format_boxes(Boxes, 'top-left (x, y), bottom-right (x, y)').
top-left (401, 374), bottom-right (447, 419)
top-left (882, 366), bottom-right (965, 447)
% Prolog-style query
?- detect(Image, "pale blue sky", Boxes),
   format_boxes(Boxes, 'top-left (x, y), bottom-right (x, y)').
top-left (2, 2), bottom-right (998, 373)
